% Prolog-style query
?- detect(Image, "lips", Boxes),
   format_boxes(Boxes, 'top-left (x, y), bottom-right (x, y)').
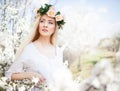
top-left (42, 29), bottom-right (48, 32)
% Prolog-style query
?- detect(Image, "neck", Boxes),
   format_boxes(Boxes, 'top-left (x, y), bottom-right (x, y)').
top-left (37, 36), bottom-right (51, 46)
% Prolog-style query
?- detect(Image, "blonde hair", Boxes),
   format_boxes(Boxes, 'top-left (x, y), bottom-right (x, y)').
top-left (15, 15), bottom-right (58, 61)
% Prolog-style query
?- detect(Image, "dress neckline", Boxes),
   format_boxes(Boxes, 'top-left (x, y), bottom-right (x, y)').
top-left (31, 42), bottom-right (57, 60)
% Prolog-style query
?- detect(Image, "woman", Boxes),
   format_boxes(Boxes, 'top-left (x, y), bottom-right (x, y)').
top-left (6, 4), bottom-right (78, 91)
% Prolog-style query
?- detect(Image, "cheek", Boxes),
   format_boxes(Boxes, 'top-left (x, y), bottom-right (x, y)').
top-left (39, 23), bottom-right (43, 32)
top-left (39, 23), bottom-right (42, 28)
top-left (50, 25), bottom-right (56, 33)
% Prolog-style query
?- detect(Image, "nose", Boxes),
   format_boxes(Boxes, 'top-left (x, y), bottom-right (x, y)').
top-left (43, 22), bottom-right (48, 28)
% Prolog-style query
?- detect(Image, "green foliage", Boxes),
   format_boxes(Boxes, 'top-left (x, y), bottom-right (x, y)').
top-left (57, 20), bottom-right (65, 29)
top-left (38, 4), bottom-right (52, 15)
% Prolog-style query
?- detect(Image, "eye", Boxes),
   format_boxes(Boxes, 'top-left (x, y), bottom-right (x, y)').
top-left (40, 20), bottom-right (44, 23)
top-left (49, 22), bottom-right (54, 24)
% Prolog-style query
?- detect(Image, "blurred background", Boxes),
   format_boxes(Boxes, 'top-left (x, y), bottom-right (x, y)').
top-left (0, 0), bottom-right (120, 91)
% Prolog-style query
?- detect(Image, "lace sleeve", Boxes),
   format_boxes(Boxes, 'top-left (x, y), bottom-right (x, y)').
top-left (5, 45), bottom-right (31, 79)
top-left (5, 59), bottom-right (25, 79)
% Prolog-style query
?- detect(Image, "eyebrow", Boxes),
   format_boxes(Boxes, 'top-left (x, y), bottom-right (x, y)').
top-left (41, 18), bottom-right (54, 22)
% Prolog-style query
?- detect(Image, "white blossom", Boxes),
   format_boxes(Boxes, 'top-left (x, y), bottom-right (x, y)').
top-left (18, 85), bottom-right (26, 91)
top-left (32, 77), bottom-right (39, 85)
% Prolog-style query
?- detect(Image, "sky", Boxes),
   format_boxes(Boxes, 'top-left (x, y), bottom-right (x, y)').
top-left (57, 0), bottom-right (120, 22)
top-left (86, 0), bottom-right (120, 22)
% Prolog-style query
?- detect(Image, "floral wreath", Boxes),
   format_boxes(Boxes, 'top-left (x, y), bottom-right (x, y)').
top-left (37, 4), bottom-right (65, 29)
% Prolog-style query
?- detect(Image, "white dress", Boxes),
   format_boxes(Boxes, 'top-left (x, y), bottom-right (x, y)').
top-left (5, 43), bottom-right (78, 91)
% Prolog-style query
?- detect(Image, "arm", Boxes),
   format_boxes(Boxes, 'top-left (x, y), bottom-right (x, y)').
top-left (11, 72), bottom-right (36, 80)
top-left (11, 72), bottom-right (46, 82)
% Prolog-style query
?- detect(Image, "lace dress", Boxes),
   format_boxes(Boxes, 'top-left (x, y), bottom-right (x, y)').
top-left (5, 43), bottom-right (78, 91)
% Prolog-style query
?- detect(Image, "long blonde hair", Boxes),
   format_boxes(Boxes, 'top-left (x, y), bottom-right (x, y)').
top-left (15, 15), bottom-right (58, 61)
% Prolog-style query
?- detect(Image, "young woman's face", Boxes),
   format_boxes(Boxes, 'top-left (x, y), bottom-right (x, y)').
top-left (39, 14), bottom-right (56, 37)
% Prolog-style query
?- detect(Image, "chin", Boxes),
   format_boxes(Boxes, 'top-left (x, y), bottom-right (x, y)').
top-left (40, 33), bottom-right (51, 37)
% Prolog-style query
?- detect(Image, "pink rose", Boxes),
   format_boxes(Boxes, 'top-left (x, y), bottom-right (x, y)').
top-left (47, 6), bottom-right (56, 17)
top-left (55, 15), bottom-right (64, 21)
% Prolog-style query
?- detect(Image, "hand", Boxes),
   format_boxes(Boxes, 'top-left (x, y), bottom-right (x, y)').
top-left (34, 72), bottom-right (46, 83)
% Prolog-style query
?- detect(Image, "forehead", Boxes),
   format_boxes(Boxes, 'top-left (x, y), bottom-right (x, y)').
top-left (40, 14), bottom-right (55, 21)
